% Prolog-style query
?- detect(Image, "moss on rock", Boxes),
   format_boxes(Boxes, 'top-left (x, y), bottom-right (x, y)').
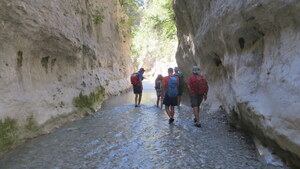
top-left (0, 118), bottom-right (19, 152)
top-left (25, 115), bottom-right (39, 131)
top-left (73, 86), bottom-right (105, 111)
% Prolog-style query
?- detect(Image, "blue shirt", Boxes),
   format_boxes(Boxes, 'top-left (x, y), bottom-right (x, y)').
top-left (138, 72), bottom-right (143, 80)
top-left (138, 72), bottom-right (144, 86)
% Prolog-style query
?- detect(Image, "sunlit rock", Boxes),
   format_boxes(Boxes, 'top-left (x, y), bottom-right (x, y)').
top-left (173, 0), bottom-right (300, 167)
top-left (0, 0), bottom-right (133, 149)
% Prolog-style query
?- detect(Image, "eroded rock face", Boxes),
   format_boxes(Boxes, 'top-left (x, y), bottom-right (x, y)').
top-left (0, 0), bottom-right (132, 131)
top-left (174, 0), bottom-right (300, 167)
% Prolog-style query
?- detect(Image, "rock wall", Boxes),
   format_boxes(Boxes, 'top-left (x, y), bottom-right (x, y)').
top-left (0, 0), bottom-right (132, 151)
top-left (173, 0), bottom-right (300, 167)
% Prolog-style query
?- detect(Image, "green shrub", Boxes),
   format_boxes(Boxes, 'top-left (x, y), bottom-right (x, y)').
top-left (92, 6), bottom-right (107, 24)
top-left (73, 92), bottom-right (92, 109)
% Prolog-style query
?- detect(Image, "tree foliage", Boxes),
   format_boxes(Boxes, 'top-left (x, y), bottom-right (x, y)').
top-left (146, 0), bottom-right (176, 40)
top-left (118, 0), bottom-right (143, 36)
top-left (117, 0), bottom-right (177, 72)
top-left (130, 0), bottom-right (178, 71)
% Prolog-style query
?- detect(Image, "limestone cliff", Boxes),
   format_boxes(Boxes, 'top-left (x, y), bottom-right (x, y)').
top-left (0, 0), bottom-right (132, 152)
top-left (174, 0), bottom-right (300, 167)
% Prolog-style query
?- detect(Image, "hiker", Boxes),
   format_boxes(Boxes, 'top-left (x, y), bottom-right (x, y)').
top-left (174, 67), bottom-right (184, 106)
top-left (162, 68), bottom-right (179, 124)
top-left (187, 66), bottom-right (208, 128)
top-left (155, 74), bottom-right (164, 108)
top-left (130, 68), bottom-right (145, 107)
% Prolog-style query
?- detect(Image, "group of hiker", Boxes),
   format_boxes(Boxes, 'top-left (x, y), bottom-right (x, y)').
top-left (130, 66), bottom-right (208, 128)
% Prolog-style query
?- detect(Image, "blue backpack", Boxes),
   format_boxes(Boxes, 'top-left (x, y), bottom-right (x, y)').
top-left (167, 76), bottom-right (178, 97)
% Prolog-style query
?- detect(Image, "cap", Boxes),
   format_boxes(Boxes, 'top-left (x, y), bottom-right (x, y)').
top-left (192, 66), bottom-right (201, 74)
top-left (158, 74), bottom-right (163, 79)
top-left (174, 67), bottom-right (179, 71)
top-left (139, 68), bottom-right (145, 72)
top-left (168, 67), bottom-right (173, 72)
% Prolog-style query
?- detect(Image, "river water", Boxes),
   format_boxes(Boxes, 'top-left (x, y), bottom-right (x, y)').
top-left (0, 81), bottom-right (288, 169)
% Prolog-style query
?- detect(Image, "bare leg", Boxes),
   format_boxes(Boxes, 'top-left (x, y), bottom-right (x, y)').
top-left (135, 94), bottom-right (138, 106)
top-left (178, 96), bottom-right (181, 106)
top-left (156, 96), bottom-right (160, 107)
top-left (138, 93), bottom-right (142, 106)
top-left (170, 106), bottom-right (175, 119)
top-left (165, 105), bottom-right (171, 118)
top-left (160, 96), bottom-right (163, 109)
top-left (193, 107), bottom-right (200, 123)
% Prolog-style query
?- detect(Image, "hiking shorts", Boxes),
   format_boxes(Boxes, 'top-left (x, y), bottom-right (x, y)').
top-left (178, 85), bottom-right (183, 96)
top-left (156, 89), bottom-right (162, 97)
top-left (190, 94), bottom-right (203, 107)
top-left (163, 95), bottom-right (178, 106)
top-left (133, 85), bottom-right (142, 94)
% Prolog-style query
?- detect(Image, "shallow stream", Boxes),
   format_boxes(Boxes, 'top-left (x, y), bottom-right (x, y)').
top-left (0, 81), bottom-right (288, 169)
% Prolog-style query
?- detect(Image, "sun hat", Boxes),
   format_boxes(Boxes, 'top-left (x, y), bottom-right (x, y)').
top-left (174, 67), bottom-right (179, 71)
top-left (192, 66), bottom-right (201, 74)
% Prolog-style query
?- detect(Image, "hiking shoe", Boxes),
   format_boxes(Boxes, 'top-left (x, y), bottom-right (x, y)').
top-left (194, 123), bottom-right (201, 128)
top-left (135, 105), bottom-right (138, 107)
top-left (169, 118), bottom-right (174, 124)
top-left (194, 118), bottom-right (197, 123)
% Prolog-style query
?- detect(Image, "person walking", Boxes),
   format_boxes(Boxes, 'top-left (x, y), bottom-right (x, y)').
top-left (174, 67), bottom-right (184, 106)
top-left (187, 66), bottom-right (208, 127)
top-left (130, 68), bottom-right (145, 107)
top-left (162, 68), bottom-right (179, 124)
top-left (155, 74), bottom-right (164, 108)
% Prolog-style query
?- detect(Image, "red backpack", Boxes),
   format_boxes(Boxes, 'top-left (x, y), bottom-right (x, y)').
top-left (130, 73), bottom-right (139, 85)
top-left (190, 75), bottom-right (208, 94)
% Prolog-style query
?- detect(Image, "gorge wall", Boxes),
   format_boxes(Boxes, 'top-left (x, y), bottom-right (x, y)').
top-left (173, 0), bottom-right (300, 167)
top-left (0, 0), bottom-right (132, 152)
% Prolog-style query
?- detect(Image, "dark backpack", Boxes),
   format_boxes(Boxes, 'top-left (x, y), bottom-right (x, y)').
top-left (130, 73), bottom-right (139, 85)
top-left (166, 76), bottom-right (178, 97)
top-left (155, 80), bottom-right (162, 90)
